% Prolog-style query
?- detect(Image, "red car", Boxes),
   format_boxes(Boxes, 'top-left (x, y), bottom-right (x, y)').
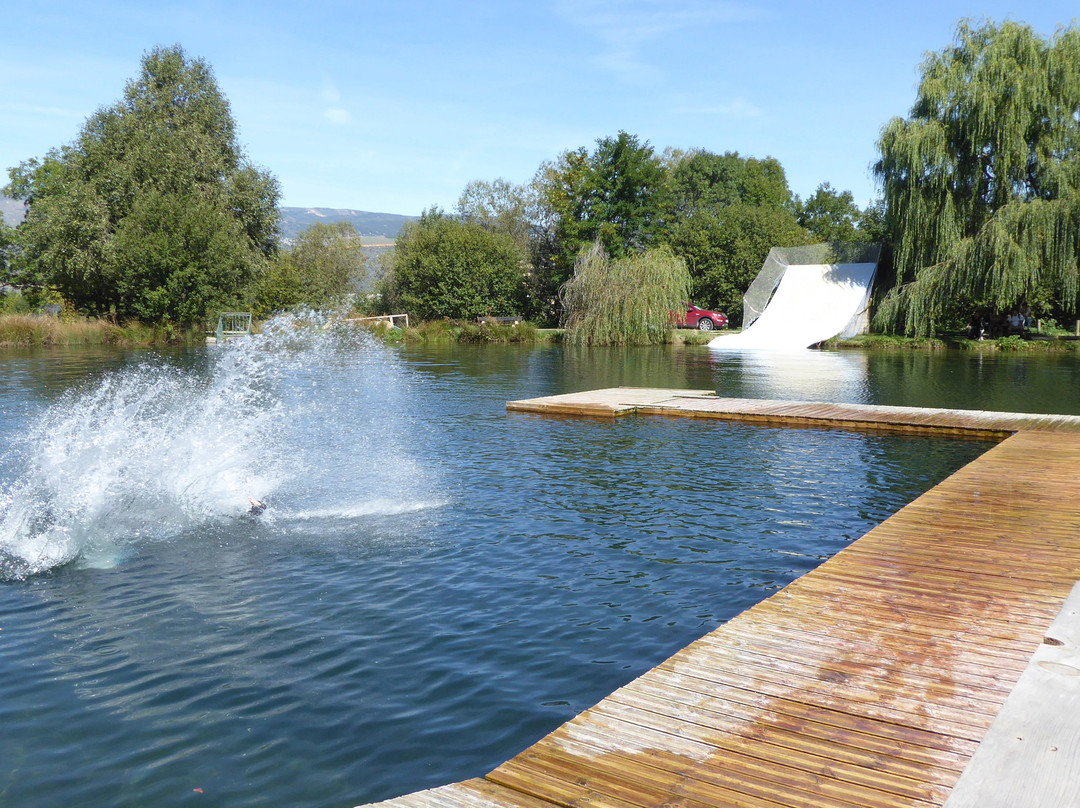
top-left (673, 304), bottom-right (728, 331)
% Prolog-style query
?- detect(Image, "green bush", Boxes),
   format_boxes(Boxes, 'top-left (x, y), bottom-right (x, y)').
top-left (385, 209), bottom-right (527, 321)
top-left (457, 321), bottom-right (538, 343)
top-left (0, 292), bottom-right (33, 315)
top-left (994, 335), bottom-right (1032, 351)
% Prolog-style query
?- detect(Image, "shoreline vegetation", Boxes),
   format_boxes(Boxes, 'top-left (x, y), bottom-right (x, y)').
top-left (0, 313), bottom-right (202, 347)
top-left (821, 332), bottom-right (1080, 353)
top-left (3, 311), bottom-right (1079, 353)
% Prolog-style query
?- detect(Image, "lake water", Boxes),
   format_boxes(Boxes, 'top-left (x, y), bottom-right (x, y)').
top-left (2, 318), bottom-right (1077, 808)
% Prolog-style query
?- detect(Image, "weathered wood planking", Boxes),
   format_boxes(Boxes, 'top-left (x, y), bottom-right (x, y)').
top-left (505, 387), bottom-right (717, 418)
top-left (944, 581), bottom-right (1080, 808)
top-left (362, 417), bottom-right (1080, 808)
top-left (507, 388), bottom-right (1080, 438)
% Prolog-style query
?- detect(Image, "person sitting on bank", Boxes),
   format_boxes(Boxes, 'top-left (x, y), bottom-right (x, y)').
top-left (1019, 302), bottom-right (1033, 330)
top-left (987, 311), bottom-right (1006, 338)
top-left (966, 312), bottom-right (983, 340)
top-left (1007, 309), bottom-right (1024, 334)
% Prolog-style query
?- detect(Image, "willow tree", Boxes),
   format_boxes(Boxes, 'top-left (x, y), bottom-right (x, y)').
top-left (874, 20), bottom-right (1080, 335)
top-left (560, 243), bottom-right (690, 345)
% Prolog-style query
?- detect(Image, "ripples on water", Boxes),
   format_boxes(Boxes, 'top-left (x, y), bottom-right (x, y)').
top-left (0, 325), bottom-right (1008, 807)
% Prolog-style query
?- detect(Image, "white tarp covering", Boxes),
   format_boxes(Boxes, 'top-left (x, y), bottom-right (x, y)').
top-left (708, 262), bottom-right (877, 351)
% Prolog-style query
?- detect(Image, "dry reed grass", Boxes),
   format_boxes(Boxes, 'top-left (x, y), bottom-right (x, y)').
top-left (0, 314), bottom-right (190, 346)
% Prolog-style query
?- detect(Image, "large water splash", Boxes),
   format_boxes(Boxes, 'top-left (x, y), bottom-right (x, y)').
top-left (0, 313), bottom-right (441, 579)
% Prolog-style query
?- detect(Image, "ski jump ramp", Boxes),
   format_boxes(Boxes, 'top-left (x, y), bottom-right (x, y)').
top-left (709, 243), bottom-right (881, 351)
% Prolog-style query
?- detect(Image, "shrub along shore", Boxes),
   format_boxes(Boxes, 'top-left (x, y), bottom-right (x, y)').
top-left (3, 311), bottom-right (1078, 352)
top-left (822, 332), bottom-right (1080, 353)
top-left (384, 320), bottom-right (719, 345)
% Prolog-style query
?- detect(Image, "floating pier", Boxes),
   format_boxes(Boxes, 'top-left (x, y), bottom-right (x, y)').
top-left (364, 390), bottom-right (1080, 808)
top-left (506, 387), bottom-right (1080, 438)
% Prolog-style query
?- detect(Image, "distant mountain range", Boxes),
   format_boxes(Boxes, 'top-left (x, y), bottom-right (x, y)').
top-left (0, 198), bottom-right (414, 244)
top-left (280, 207), bottom-right (414, 243)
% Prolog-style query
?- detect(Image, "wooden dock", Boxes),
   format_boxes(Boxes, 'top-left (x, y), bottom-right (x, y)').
top-left (507, 388), bottom-right (1080, 438)
top-left (364, 391), bottom-right (1080, 808)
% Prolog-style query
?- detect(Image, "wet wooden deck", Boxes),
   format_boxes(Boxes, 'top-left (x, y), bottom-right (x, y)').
top-left (363, 392), bottom-right (1080, 808)
top-left (506, 388), bottom-right (1080, 438)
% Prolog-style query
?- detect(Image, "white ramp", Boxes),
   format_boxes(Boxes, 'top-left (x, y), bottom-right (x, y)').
top-left (709, 259), bottom-right (877, 351)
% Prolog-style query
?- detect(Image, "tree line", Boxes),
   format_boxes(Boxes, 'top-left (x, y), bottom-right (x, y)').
top-left (386, 136), bottom-right (878, 333)
top-left (3, 19), bottom-right (1079, 339)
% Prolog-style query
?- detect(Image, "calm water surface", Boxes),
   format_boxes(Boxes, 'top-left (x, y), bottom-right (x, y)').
top-left (2, 325), bottom-right (1076, 808)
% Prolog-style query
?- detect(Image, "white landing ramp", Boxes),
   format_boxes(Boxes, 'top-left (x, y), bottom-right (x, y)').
top-left (709, 261), bottom-right (877, 351)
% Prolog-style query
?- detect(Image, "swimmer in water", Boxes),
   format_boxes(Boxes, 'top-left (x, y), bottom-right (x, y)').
top-left (248, 497), bottom-right (266, 516)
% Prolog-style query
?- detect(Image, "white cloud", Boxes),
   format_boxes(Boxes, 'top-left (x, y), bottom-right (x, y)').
top-left (324, 108), bottom-right (351, 125)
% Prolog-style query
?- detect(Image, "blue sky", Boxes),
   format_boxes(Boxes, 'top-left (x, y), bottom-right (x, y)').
top-left (2, 1), bottom-right (1077, 215)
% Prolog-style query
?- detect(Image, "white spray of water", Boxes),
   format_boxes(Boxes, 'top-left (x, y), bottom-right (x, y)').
top-left (0, 313), bottom-right (441, 579)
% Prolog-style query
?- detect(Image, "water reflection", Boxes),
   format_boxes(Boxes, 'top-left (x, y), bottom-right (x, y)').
top-left (708, 349), bottom-right (871, 403)
top-left (862, 351), bottom-right (1080, 413)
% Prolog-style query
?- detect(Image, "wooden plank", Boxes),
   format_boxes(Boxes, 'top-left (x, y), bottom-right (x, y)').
top-left (507, 390), bottom-right (1080, 437)
top-left (607, 684), bottom-right (970, 779)
top-left (541, 698), bottom-right (953, 803)
top-left (506, 387), bottom-right (716, 419)
top-left (944, 581), bottom-right (1080, 808)
top-left (364, 779), bottom-right (561, 808)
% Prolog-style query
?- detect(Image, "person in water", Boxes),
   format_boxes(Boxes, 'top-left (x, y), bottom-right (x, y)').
top-left (248, 497), bottom-right (266, 515)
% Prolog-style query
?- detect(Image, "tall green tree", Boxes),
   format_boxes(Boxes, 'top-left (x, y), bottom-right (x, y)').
top-left (669, 150), bottom-right (792, 215)
top-left (289, 221), bottom-right (366, 306)
top-left (874, 20), bottom-right (1080, 335)
top-left (537, 132), bottom-right (670, 290)
top-left (385, 208), bottom-right (527, 321)
top-left (665, 150), bottom-right (807, 320)
top-left (795, 183), bottom-right (862, 242)
top-left (455, 178), bottom-right (536, 255)
top-left (455, 178), bottom-right (555, 319)
top-left (4, 45), bottom-right (280, 324)
top-left (0, 217), bottom-right (15, 286)
top-left (856, 199), bottom-right (888, 245)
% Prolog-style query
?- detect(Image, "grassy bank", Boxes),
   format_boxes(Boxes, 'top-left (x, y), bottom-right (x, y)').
top-left (0, 314), bottom-right (202, 347)
top-left (670, 329), bottom-right (719, 345)
top-left (383, 319), bottom-right (547, 344)
top-left (824, 332), bottom-right (1080, 353)
top-left (8, 310), bottom-right (1077, 353)
top-left (380, 320), bottom-right (729, 345)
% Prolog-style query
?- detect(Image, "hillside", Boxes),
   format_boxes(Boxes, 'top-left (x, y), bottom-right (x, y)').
top-left (280, 207), bottom-right (414, 242)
